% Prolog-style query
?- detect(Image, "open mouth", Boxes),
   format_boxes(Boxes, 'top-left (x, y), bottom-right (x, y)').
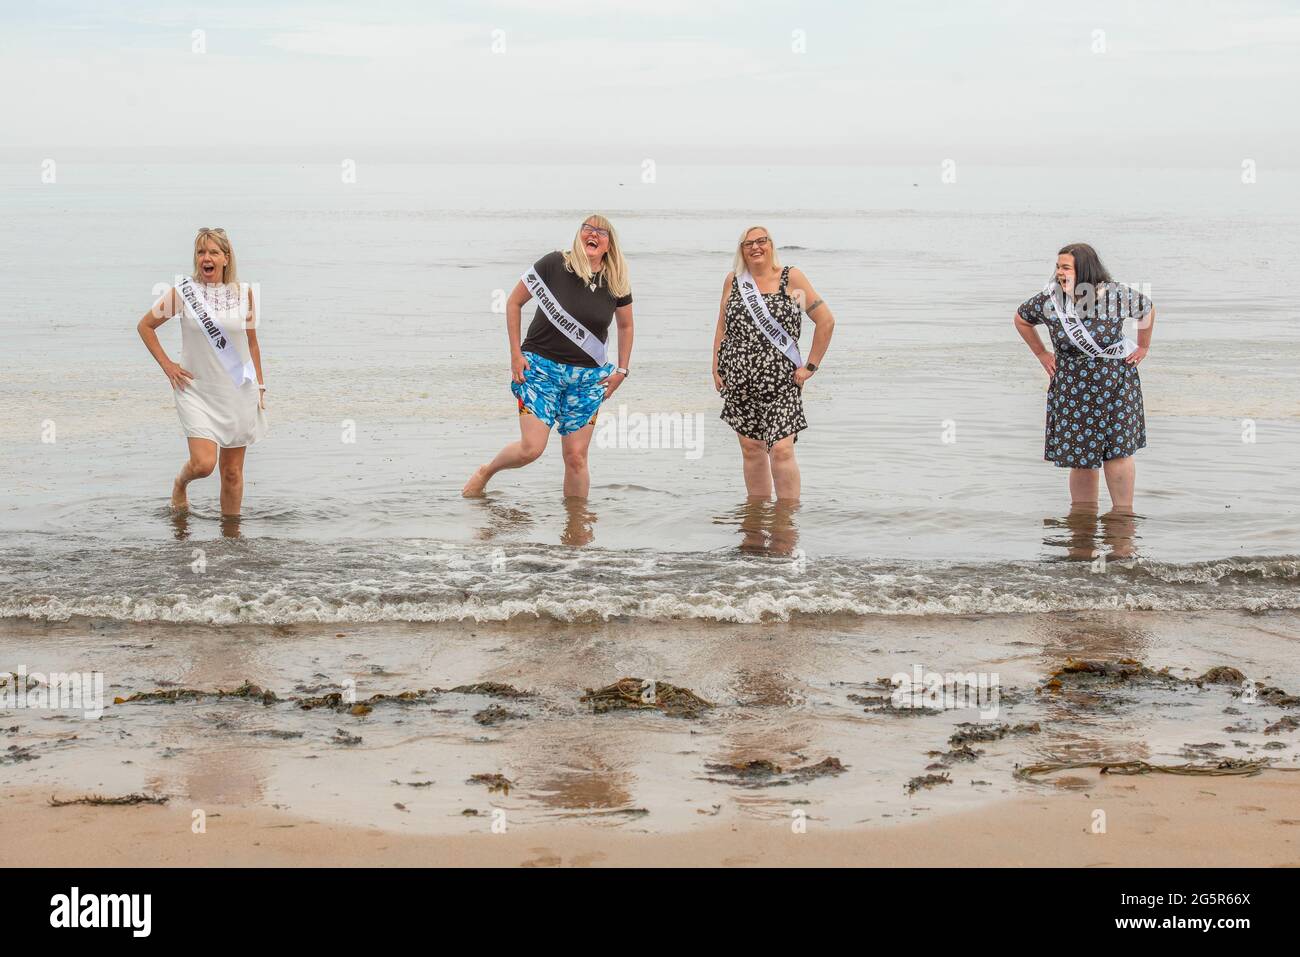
top-left (201, 263), bottom-right (216, 277)
top-left (585, 239), bottom-right (599, 250)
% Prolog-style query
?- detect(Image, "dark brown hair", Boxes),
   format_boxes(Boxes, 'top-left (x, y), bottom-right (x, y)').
top-left (1058, 243), bottom-right (1112, 288)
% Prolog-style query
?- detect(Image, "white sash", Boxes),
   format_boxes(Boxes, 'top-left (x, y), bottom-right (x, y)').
top-left (736, 271), bottom-right (803, 367)
top-left (175, 276), bottom-right (257, 387)
top-left (521, 267), bottom-right (608, 365)
top-left (1044, 279), bottom-right (1137, 361)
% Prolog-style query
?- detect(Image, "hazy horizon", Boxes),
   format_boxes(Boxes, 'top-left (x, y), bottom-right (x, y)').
top-left (4, 0), bottom-right (1299, 168)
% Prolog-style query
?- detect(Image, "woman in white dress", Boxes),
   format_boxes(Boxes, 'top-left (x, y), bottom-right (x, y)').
top-left (136, 228), bottom-right (267, 516)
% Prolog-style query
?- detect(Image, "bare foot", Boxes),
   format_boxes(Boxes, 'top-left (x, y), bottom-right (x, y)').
top-left (461, 465), bottom-right (491, 498)
top-left (170, 480), bottom-right (190, 512)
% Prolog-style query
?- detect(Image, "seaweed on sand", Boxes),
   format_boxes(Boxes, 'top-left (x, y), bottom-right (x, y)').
top-left (467, 773), bottom-right (514, 794)
top-left (581, 678), bottom-right (713, 719)
top-left (948, 722), bottom-right (1040, 747)
top-left (295, 689), bottom-right (436, 713)
top-left (448, 682), bottom-right (534, 699)
top-left (113, 681), bottom-right (278, 705)
top-left (49, 793), bottom-right (168, 807)
top-left (906, 773), bottom-right (951, 793)
top-left (473, 705), bottom-right (528, 726)
top-left (704, 756), bottom-right (846, 788)
top-left (1015, 758), bottom-right (1272, 780)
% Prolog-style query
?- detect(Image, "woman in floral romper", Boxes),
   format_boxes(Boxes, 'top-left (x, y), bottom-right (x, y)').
top-left (712, 226), bottom-right (836, 503)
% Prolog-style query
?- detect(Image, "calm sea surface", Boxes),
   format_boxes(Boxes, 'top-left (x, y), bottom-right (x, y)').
top-left (2, 163), bottom-right (1297, 623)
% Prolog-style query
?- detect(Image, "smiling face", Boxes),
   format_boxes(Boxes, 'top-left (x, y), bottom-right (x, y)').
top-left (741, 228), bottom-right (773, 270)
top-left (579, 218), bottom-right (610, 263)
top-left (1055, 253), bottom-right (1076, 293)
top-left (196, 237), bottom-right (229, 283)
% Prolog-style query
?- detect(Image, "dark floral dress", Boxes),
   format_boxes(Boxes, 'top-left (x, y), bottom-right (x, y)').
top-left (1018, 283), bottom-right (1152, 468)
top-left (718, 266), bottom-right (807, 447)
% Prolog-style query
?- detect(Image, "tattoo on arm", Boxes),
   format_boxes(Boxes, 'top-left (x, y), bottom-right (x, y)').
top-left (806, 298), bottom-right (824, 314)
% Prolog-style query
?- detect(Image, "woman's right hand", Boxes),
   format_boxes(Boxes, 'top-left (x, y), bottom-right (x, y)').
top-left (163, 359), bottom-right (195, 391)
top-left (1037, 352), bottom-right (1057, 378)
top-left (511, 352), bottom-right (530, 384)
top-left (713, 368), bottom-right (725, 393)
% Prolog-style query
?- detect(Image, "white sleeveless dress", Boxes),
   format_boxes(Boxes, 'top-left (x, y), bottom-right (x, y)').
top-left (172, 281), bottom-right (268, 448)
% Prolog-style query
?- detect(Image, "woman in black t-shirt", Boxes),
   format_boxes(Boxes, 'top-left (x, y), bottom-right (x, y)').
top-left (462, 215), bottom-right (635, 499)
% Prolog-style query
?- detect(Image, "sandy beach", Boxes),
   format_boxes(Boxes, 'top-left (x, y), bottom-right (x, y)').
top-left (4, 609), bottom-right (1298, 867)
top-left (6, 771), bottom-right (1298, 867)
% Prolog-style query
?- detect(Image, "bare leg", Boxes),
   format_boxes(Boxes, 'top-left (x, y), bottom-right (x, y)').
top-left (738, 434), bottom-right (773, 500)
top-left (1068, 467), bottom-right (1099, 507)
top-left (218, 445), bottom-right (247, 517)
top-left (1102, 455), bottom-right (1136, 511)
top-left (560, 421), bottom-right (597, 499)
top-left (172, 437), bottom-right (217, 510)
top-left (769, 435), bottom-right (800, 503)
top-left (462, 414), bottom-right (551, 497)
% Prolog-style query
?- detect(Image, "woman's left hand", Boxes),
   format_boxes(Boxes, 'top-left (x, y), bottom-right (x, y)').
top-left (601, 371), bottom-right (626, 399)
top-left (1124, 346), bottom-right (1149, 366)
top-left (259, 389), bottom-right (268, 410)
top-left (793, 367), bottom-right (814, 387)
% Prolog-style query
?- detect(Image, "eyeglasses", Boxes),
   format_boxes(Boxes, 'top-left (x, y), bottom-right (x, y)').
top-left (741, 237), bottom-right (770, 250)
top-left (200, 227), bottom-right (227, 235)
top-left (580, 223), bottom-right (610, 239)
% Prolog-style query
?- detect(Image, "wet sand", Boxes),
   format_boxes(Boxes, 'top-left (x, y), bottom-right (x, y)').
top-left (3, 609), bottom-right (1298, 865)
top-left (5, 771), bottom-right (1299, 867)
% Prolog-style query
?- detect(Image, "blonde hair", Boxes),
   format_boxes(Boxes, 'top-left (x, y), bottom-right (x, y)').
top-left (192, 228), bottom-right (239, 285)
top-left (732, 225), bottom-right (782, 276)
top-left (562, 214), bottom-right (630, 299)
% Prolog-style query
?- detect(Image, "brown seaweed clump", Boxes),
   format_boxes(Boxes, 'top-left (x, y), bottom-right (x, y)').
top-left (467, 773), bottom-right (514, 794)
top-left (473, 705), bottom-right (528, 726)
top-left (1265, 715), bottom-right (1300, 735)
top-left (907, 773), bottom-right (951, 793)
top-left (448, 682), bottom-right (534, 699)
top-left (295, 689), bottom-right (436, 713)
top-left (704, 756), bottom-right (846, 788)
top-left (49, 793), bottom-right (168, 807)
top-left (949, 722), bottom-right (1040, 747)
top-left (581, 678), bottom-right (713, 719)
top-left (1016, 758), bottom-right (1270, 779)
top-left (113, 681), bottom-right (278, 706)
top-left (1042, 658), bottom-right (1182, 691)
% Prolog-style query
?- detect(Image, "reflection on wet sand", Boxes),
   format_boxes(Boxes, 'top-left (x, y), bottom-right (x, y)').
top-left (720, 499), bottom-right (801, 558)
top-left (149, 628), bottom-right (268, 807)
top-left (1030, 616), bottom-right (1155, 766)
top-left (1043, 504), bottom-right (1140, 562)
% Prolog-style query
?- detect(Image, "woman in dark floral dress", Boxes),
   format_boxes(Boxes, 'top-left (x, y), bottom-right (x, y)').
top-left (712, 226), bottom-right (835, 502)
top-left (1014, 243), bottom-right (1156, 510)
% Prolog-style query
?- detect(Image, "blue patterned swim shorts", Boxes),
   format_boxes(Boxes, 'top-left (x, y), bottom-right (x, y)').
top-left (511, 351), bottom-right (612, 435)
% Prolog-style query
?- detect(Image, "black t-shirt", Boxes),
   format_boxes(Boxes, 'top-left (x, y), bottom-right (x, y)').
top-left (520, 251), bottom-right (632, 367)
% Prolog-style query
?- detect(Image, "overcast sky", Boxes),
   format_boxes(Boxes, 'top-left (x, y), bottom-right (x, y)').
top-left (3, 0), bottom-right (1298, 166)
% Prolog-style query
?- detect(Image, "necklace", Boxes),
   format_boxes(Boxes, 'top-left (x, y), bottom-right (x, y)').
top-left (588, 269), bottom-right (602, 293)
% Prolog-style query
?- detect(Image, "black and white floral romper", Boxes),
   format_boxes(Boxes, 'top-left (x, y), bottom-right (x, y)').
top-left (1017, 283), bottom-right (1151, 469)
top-left (718, 267), bottom-right (807, 448)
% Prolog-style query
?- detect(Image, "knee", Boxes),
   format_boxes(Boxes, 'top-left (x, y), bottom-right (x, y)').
top-left (190, 455), bottom-right (216, 478)
top-left (519, 440), bottom-right (546, 464)
top-left (562, 449), bottom-right (588, 472)
top-left (219, 463), bottom-right (243, 485)
top-left (739, 438), bottom-right (768, 460)
top-left (770, 444), bottom-right (796, 466)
